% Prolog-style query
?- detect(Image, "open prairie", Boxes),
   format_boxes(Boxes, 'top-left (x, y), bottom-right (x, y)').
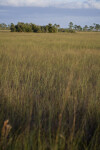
top-left (0, 32), bottom-right (100, 150)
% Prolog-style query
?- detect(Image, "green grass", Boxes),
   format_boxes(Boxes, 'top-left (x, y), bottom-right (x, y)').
top-left (0, 32), bottom-right (100, 150)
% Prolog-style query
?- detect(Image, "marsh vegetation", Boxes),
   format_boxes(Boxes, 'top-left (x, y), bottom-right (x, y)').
top-left (0, 32), bottom-right (100, 150)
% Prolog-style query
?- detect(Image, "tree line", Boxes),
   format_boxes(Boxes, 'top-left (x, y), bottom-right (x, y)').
top-left (0, 23), bottom-right (10, 30)
top-left (68, 22), bottom-right (100, 32)
top-left (0, 22), bottom-right (100, 32)
top-left (59, 22), bottom-right (100, 32)
top-left (10, 23), bottom-right (60, 33)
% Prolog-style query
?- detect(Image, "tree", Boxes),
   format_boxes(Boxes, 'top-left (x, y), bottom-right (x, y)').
top-left (74, 25), bottom-right (82, 31)
top-left (0, 23), bottom-right (8, 30)
top-left (95, 24), bottom-right (100, 31)
top-left (69, 22), bottom-right (73, 29)
top-left (83, 25), bottom-right (88, 31)
top-left (48, 23), bottom-right (53, 33)
top-left (52, 25), bottom-right (57, 33)
top-left (74, 25), bottom-right (78, 30)
top-left (54, 24), bottom-right (60, 32)
top-left (47, 24), bottom-right (58, 33)
top-left (45, 25), bottom-right (49, 33)
top-left (10, 23), bottom-right (16, 32)
top-left (89, 26), bottom-right (94, 31)
top-left (0, 24), bottom-right (2, 30)
top-left (25, 23), bottom-right (32, 32)
top-left (77, 25), bottom-right (82, 31)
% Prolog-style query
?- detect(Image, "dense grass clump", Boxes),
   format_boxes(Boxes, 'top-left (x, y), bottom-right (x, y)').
top-left (0, 32), bottom-right (100, 150)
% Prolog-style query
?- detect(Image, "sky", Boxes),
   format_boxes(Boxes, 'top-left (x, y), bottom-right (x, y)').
top-left (0, 0), bottom-right (100, 27)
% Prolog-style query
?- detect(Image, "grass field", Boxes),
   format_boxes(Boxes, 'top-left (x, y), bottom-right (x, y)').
top-left (0, 32), bottom-right (100, 150)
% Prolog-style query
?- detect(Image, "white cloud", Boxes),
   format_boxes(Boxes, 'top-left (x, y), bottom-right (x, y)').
top-left (0, 0), bottom-right (51, 7)
top-left (0, 0), bottom-right (100, 9)
top-left (56, 0), bottom-right (100, 9)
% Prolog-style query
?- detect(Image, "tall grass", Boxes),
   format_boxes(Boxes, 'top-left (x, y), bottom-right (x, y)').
top-left (0, 32), bottom-right (100, 150)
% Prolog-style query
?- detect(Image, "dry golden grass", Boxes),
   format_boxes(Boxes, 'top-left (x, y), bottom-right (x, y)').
top-left (0, 32), bottom-right (100, 150)
top-left (1, 120), bottom-right (12, 139)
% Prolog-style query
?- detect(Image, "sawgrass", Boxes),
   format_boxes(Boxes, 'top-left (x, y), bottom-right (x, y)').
top-left (0, 32), bottom-right (100, 150)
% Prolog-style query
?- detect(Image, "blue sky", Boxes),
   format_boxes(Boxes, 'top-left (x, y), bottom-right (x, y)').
top-left (0, 0), bottom-right (100, 27)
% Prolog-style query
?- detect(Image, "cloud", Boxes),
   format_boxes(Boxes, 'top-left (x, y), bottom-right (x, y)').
top-left (0, 0), bottom-right (50, 7)
top-left (56, 0), bottom-right (100, 9)
top-left (83, 0), bottom-right (100, 9)
top-left (0, 0), bottom-right (100, 9)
